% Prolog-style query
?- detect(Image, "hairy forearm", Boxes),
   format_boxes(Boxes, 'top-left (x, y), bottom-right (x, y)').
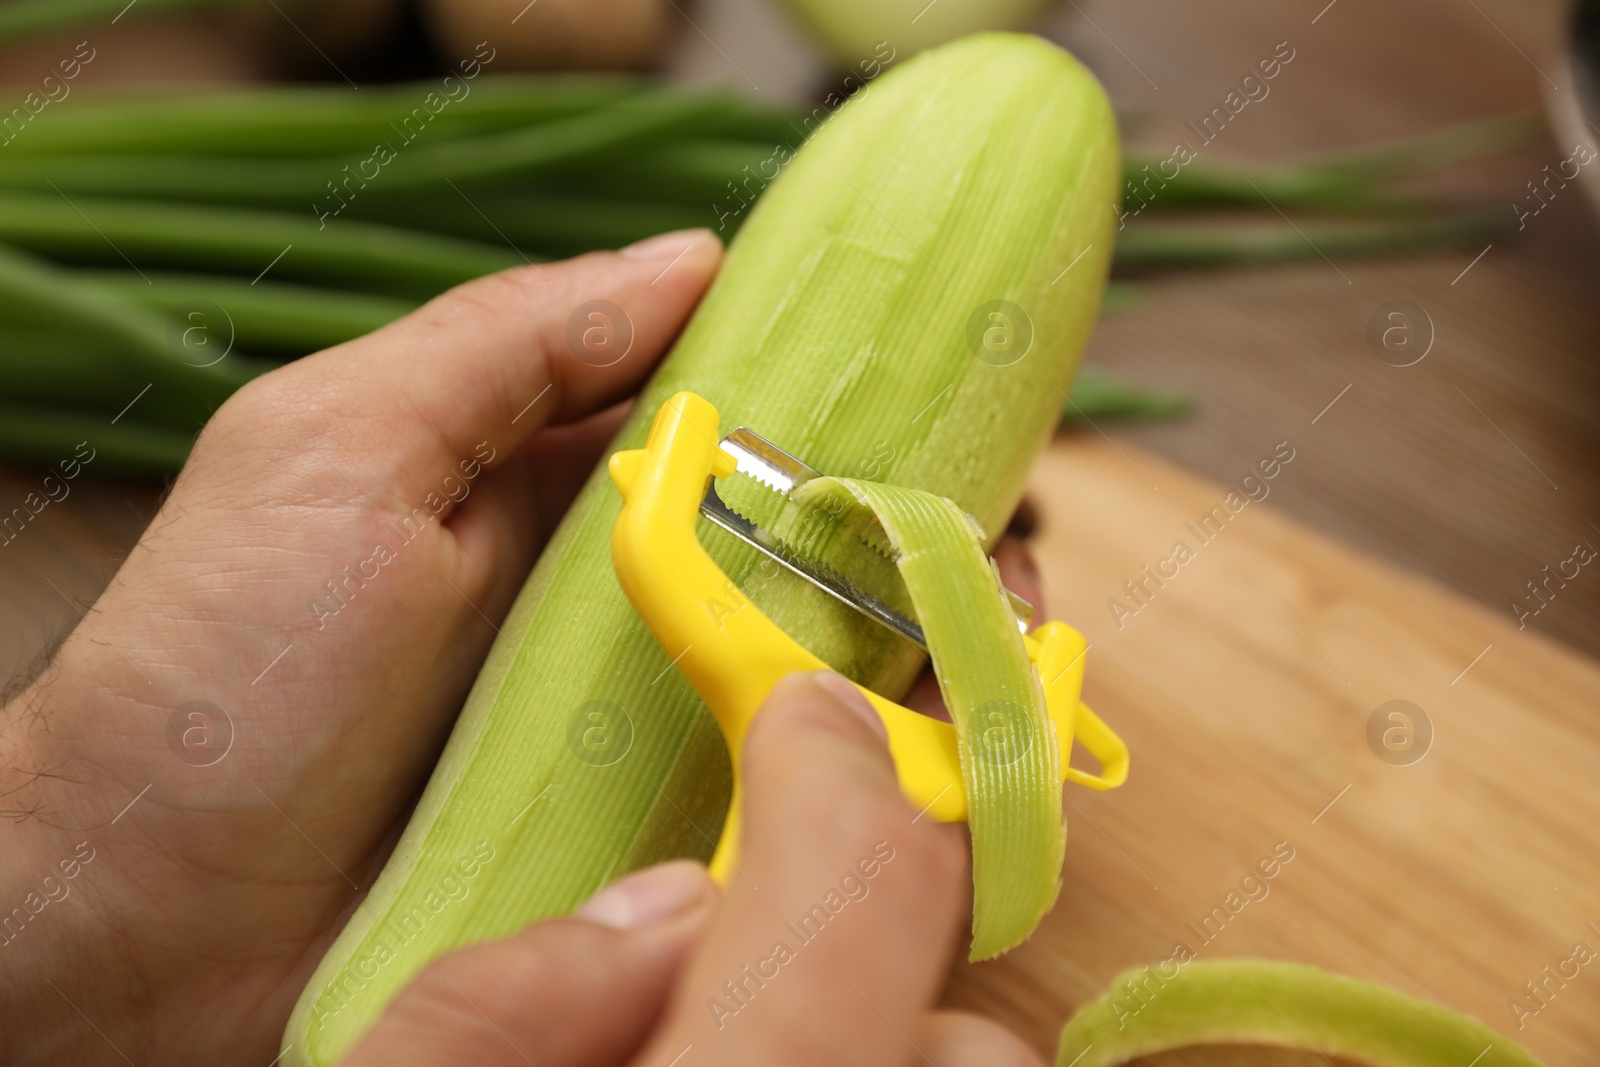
top-left (0, 631), bottom-right (240, 1066)
top-left (0, 616), bottom-right (406, 1066)
top-left (0, 666), bottom-right (142, 1065)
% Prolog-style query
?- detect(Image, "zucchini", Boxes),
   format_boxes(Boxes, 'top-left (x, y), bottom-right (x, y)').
top-left (284, 31), bottom-right (1118, 1064)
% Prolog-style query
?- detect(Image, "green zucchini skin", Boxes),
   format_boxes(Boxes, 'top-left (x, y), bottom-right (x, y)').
top-left (1058, 960), bottom-right (1548, 1067)
top-left (285, 32), bottom-right (1118, 1064)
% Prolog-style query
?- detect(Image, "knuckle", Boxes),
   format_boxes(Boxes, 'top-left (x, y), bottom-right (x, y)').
top-left (187, 372), bottom-right (288, 465)
top-left (413, 267), bottom-right (543, 336)
top-left (447, 273), bottom-right (530, 318)
top-left (201, 357), bottom-right (339, 444)
top-left (409, 289), bottom-right (494, 336)
top-left (443, 256), bottom-right (593, 320)
top-left (184, 363), bottom-right (348, 486)
top-left (202, 369), bottom-right (280, 434)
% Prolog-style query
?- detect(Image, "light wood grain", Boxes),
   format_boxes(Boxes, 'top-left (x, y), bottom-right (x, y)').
top-left (944, 435), bottom-right (1600, 1065)
top-left (1052, 0), bottom-right (1600, 659)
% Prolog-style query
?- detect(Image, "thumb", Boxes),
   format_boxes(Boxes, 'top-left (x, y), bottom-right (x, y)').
top-left (203, 227), bottom-right (722, 501)
top-left (342, 861), bottom-right (716, 1067)
top-left (636, 672), bottom-right (970, 1065)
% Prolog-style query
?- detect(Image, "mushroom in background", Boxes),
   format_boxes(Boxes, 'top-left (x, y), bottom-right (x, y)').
top-left (421, 0), bottom-right (669, 71)
top-left (781, 0), bottom-right (1049, 67)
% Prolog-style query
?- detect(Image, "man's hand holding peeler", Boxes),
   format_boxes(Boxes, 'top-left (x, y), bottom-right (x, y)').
top-left (0, 231), bottom-right (1046, 1066)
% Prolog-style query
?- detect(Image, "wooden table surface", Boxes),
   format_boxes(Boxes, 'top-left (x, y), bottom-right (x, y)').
top-left (946, 437), bottom-right (1600, 1064)
top-left (4, 0), bottom-right (1598, 660)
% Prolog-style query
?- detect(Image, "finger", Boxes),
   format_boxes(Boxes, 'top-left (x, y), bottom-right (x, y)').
top-left (214, 229), bottom-right (721, 500)
top-left (445, 401), bottom-right (631, 606)
top-left (921, 1011), bottom-right (1047, 1067)
top-left (520, 400), bottom-right (635, 547)
top-left (344, 861), bottom-right (716, 1067)
top-left (905, 534), bottom-right (1044, 720)
top-left (637, 672), bottom-right (969, 1066)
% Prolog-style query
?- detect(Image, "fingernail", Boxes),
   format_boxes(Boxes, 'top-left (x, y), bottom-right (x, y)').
top-left (575, 860), bottom-right (709, 930)
top-left (620, 228), bottom-right (715, 260)
top-left (811, 670), bottom-right (888, 744)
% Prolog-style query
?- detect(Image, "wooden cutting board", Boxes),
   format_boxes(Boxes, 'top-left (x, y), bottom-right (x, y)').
top-left (6, 437), bottom-right (1594, 1063)
top-left (946, 436), bottom-right (1600, 1066)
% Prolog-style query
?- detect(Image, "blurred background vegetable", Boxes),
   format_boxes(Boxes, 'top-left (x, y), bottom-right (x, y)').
top-left (780, 0), bottom-right (1049, 66)
top-left (0, 65), bottom-right (1538, 474)
top-left (0, 0), bottom-right (1558, 477)
top-left (421, 0), bottom-right (669, 70)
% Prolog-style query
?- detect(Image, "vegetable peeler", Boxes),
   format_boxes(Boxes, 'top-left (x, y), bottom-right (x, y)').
top-left (608, 391), bottom-right (1129, 885)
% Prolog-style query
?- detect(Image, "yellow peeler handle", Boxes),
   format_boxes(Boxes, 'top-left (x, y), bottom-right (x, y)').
top-left (608, 392), bottom-right (1128, 886)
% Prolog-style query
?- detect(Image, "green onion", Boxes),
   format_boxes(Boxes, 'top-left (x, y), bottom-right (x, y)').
top-left (531, 139), bottom-right (790, 206)
top-left (336, 192), bottom-right (708, 258)
top-left (0, 193), bottom-right (519, 298)
top-left (1299, 111), bottom-right (1544, 182)
top-left (1061, 368), bottom-right (1191, 423)
top-left (1114, 212), bottom-right (1502, 269)
top-left (78, 270), bottom-right (417, 356)
top-left (1100, 282), bottom-right (1142, 315)
top-left (1121, 159), bottom-right (1425, 213)
top-left (0, 243), bottom-right (259, 426)
top-left (0, 0), bottom-right (248, 46)
top-left (0, 94), bottom-right (746, 205)
top-left (0, 77), bottom-right (653, 158)
top-left (0, 403), bottom-right (193, 476)
top-left (1120, 112), bottom-right (1543, 214)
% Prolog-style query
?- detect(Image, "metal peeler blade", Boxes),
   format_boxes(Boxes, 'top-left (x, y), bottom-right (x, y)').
top-left (698, 427), bottom-right (1034, 652)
